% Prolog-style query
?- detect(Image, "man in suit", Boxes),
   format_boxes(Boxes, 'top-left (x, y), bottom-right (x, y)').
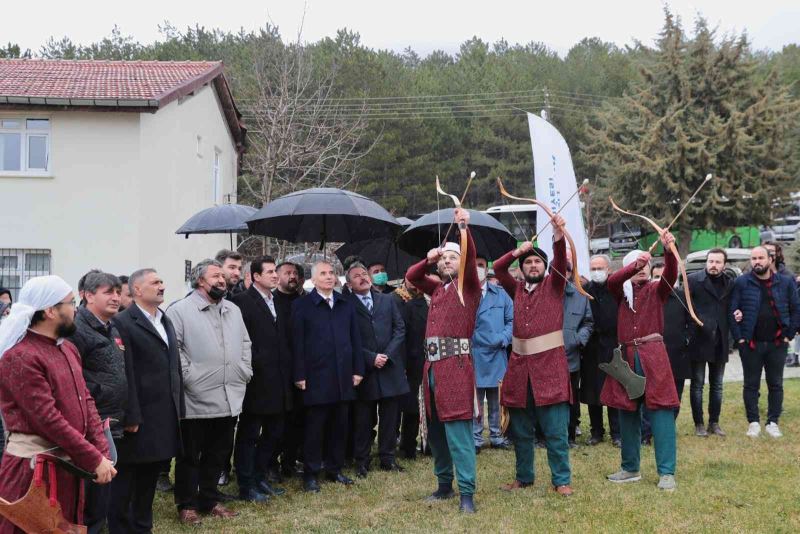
top-left (292, 261), bottom-right (364, 492)
top-left (687, 248), bottom-right (733, 437)
top-left (109, 269), bottom-right (183, 533)
top-left (231, 256), bottom-right (293, 502)
top-left (345, 262), bottom-right (407, 478)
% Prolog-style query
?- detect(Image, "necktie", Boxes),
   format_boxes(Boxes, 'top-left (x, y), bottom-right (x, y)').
top-left (364, 296), bottom-right (373, 313)
top-left (326, 297), bottom-right (333, 309)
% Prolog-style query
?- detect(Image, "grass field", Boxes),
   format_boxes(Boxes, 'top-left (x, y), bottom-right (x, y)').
top-left (153, 378), bottom-right (800, 533)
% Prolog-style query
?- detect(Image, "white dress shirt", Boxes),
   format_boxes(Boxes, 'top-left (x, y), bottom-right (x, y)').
top-left (137, 303), bottom-right (169, 345)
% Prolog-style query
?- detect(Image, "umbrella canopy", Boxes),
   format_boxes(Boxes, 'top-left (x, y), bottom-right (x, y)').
top-left (335, 238), bottom-right (421, 280)
top-left (175, 204), bottom-right (258, 236)
top-left (396, 216), bottom-right (416, 227)
top-left (398, 208), bottom-right (517, 260)
top-left (246, 188), bottom-right (401, 246)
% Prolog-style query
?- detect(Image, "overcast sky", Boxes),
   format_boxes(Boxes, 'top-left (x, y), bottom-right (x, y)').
top-left (3, 0), bottom-right (798, 57)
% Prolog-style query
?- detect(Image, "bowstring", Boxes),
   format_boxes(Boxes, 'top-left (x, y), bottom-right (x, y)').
top-left (615, 215), bottom-right (694, 318)
top-left (502, 196), bottom-right (576, 290)
top-left (435, 182), bottom-right (457, 289)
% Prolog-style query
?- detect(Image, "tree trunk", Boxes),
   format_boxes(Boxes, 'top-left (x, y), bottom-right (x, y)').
top-left (677, 227), bottom-right (693, 257)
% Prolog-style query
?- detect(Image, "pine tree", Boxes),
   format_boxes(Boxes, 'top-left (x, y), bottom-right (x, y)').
top-left (582, 10), bottom-right (799, 255)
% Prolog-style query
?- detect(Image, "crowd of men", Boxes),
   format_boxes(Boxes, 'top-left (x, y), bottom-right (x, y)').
top-left (0, 216), bottom-right (798, 529)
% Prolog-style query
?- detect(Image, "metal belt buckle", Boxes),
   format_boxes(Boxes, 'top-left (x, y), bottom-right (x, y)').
top-left (443, 337), bottom-right (456, 358)
top-left (427, 340), bottom-right (440, 362)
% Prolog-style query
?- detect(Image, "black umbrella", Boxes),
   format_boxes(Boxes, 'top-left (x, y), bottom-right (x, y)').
top-left (176, 203), bottom-right (258, 248)
top-left (398, 208), bottom-right (517, 260)
top-left (246, 188), bottom-right (401, 247)
top-left (335, 238), bottom-right (421, 280)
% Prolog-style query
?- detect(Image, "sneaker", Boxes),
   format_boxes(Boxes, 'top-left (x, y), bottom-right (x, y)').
top-left (765, 422), bottom-right (783, 438)
top-left (694, 424), bottom-right (708, 437)
top-left (607, 470), bottom-right (641, 483)
top-left (657, 475), bottom-right (676, 491)
top-left (746, 422), bottom-right (761, 438)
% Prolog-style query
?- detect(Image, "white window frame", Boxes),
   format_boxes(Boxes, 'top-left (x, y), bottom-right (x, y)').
top-left (0, 249), bottom-right (52, 300)
top-left (212, 148), bottom-right (222, 205)
top-left (0, 117), bottom-right (52, 177)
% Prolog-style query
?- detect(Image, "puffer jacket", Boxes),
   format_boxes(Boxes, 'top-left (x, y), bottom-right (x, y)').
top-left (729, 271), bottom-right (800, 342)
top-left (563, 283), bottom-right (594, 373)
top-left (68, 306), bottom-right (128, 437)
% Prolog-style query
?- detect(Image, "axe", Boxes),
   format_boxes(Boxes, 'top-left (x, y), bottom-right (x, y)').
top-left (599, 347), bottom-right (646, 400)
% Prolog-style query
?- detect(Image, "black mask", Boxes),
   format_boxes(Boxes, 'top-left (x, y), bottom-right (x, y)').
top-left (207, 285), bottom-right (227, 301)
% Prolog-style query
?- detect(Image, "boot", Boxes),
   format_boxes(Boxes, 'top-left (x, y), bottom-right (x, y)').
top-left (694, 424), bottom-right (708, 437)
top-left (708, 422), bottom-right (726, 437)
top-left (424, 482), bottom-right (455, 502)
top-left (459, 494), bottom-right (476, 513)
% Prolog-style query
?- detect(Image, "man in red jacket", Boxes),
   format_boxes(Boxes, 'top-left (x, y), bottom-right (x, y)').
top-left (405, 208), bottom-right (481, 514)
top-left (601, 231), bottom-right (680, 492)
top-left (493, 214), bottom-right (574, 497)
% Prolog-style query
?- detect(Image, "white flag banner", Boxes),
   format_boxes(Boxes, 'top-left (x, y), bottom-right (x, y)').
top-left (528, 112), bottom-right (590, 276)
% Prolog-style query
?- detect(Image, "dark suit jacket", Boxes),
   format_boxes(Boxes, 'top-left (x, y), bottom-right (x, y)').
top-left (687, 269), bottom-right (733, 362)
top-left (231, 286), bottom-right (294, 414)
top-left (347, 289), bottom-right (408, 401)
top-left (112, 303), bottom-right (183, 464)
top-left (292, 289), bottom-right (365, 406)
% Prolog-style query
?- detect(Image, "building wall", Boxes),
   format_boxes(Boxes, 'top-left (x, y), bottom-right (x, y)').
top-left (0, 83), bottom-right (239, 304)
top-left (138, 84), bottom-right (238, 303)
top-left (0, 110), bottom-right (141, 296)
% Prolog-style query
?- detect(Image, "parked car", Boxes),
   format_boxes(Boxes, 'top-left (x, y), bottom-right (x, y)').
top-left (590, 237), bottom-right (610, 255)
top-left (763, 216), bottom-right (800, 242)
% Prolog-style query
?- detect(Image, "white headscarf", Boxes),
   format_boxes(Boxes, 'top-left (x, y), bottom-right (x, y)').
top-left (622, 250), bottom-right (647, 312)
top-left (441, 242), bottom-right (461, 255)
top-left (0, 275), bottom-right (73, 359)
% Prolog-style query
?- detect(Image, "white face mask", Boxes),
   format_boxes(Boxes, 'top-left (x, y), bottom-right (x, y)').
top-left (590, 270), bottom-right (608, 284)
top-left (477, 267), bottom-right (487, 283)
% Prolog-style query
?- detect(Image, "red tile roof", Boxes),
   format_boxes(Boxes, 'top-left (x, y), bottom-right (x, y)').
top-left (0, 59), bottom-right (223, 103)
top-left (0, 59), bottom-right (245, 145)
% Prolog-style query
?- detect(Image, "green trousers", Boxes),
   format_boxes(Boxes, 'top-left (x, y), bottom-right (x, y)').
top-left (508, 386), bottom-right (571, 487)
top-left (618, 351), bottom-right (677, 476)
top-left (427, 370), bottom-right (477, 496)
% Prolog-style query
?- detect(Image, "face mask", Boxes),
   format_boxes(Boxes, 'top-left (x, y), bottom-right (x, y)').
top-left (371, 272), bottom-right (388, 286)
top-left (477, 267), bottom-right (487, 283)
top-left (207, 285), bottom-right (227, 301)
top-left (590, 270), bottom-right (607, 284)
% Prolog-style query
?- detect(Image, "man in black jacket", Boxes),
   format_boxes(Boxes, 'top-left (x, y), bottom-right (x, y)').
top-left (109, 268), bottom-right (183, 532)
top-left (687, 249), bottom-right (733, 437)
top-left (581, 255), bottom-right (621, 446)
top-left (346, 262), bottom-right (408, 477)
top-left (68, 272), bottom-right (129, 534)
top-left (231, 256), bottom-right (293, 502)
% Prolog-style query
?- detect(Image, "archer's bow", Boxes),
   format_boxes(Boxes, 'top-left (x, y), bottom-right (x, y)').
top-left (609, 197), bottom-right (703, 327)
top-left (496, 177), bottom-right (593, 300)
top-left (435, 174), bottom-right (474, 306)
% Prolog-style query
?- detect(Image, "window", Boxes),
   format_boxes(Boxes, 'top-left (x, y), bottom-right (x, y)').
top-left (0, 118), bottom-right (50, 175)
top-left (212, 149), bottom-right (222, 204)
top-left (0, 249), bottom-right (51, 300)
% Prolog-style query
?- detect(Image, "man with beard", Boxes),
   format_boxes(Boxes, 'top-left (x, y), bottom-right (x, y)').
top-left (493, 214), bottom-right (574, 497)
top-left (118, 276), bottom-right (133, 312)
top-left (405, 208), bottom-right (481, 514)
top-left (167, 260), bottom-right (252, 525)
top-left (215, 250), bottom-right (244, 299)
top-left (0, 276), bottom-right (116, 534)
top-left (270, 261), bottom-right (304, 481)
top-left (601, 231), bottom-right (680, 492)
top-left (730, 246), bottom-right (800, 439)
top-left (686, 249), bottom-right (732, 437)
top-left (581, 255), bottom-right (621, 447)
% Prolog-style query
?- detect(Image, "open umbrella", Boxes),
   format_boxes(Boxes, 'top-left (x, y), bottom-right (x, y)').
top-left (176, 203), bottom-right (258, 248)
top-left (398, 208), bottom-right (516, 260)
top-left (397, 216), bottom-right (416, 227)
top-left (335, 238), bottom-right (421, 280)
top-left (246, 188), bottom-right (401, 247)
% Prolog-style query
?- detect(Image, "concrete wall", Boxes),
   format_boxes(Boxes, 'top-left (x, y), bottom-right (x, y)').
top-left (0, 82), bottom-right (238, 304)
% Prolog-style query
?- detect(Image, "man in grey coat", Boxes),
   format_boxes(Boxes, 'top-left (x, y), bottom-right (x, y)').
top-left (166, 259), bottom-right (252, 525)
top-left (562, 255), bottom-right (594, 447)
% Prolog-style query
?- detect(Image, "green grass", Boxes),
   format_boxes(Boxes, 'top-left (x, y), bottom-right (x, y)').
top-left (153, 379), bottom-right (800, 533)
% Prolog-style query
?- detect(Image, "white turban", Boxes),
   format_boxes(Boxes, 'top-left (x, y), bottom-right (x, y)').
top-left (622, 250), bottom-right (647, 312)
top-left (0, 275), bottom-right (73, 359)
top-left (441, 242), bottom-right (461, 255)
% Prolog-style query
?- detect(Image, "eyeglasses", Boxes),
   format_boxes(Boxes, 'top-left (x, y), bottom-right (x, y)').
top-left (54, 299), bottom-right (77, 308)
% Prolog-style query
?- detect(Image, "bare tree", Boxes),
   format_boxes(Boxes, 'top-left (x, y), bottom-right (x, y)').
top-left (240, 26), bottom-right (380, 208)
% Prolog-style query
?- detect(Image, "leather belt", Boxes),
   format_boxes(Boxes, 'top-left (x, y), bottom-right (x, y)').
top-left (425, 336), bottom-right (471, 362)
top-left (621, 333), bottom-right (663, 347)
top-left (512, 331), bottom-right (564, 356)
